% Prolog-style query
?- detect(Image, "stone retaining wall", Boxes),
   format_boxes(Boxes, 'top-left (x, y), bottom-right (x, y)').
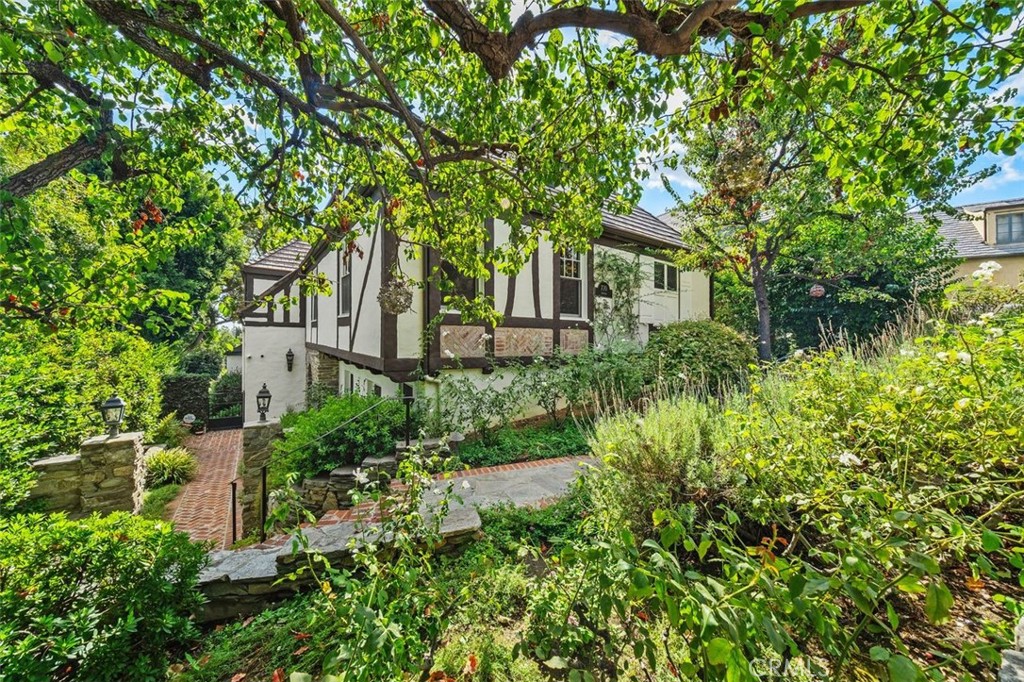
top-left (240, 419), bottom-right (283, 536)
top-left (28, 432), bottom-right (146, 518)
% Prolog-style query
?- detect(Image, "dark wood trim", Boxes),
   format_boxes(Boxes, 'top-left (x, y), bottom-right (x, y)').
top-left (241, 265), bottom-right (298, 278)
top-left (531, 251), bottom-right (542, 317)
top-left (484, 218), bottom-right (496, 355)
top-left (504, 272), bottom-right (517, 317)
top-left (586, 248), bottom-right (595, 344)
top-left (380, 227), bottom-right (399, 360)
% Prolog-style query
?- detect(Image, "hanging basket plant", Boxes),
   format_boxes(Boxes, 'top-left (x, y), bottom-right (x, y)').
top-left (379, 275), bottom-right (413, 315)
top-left (809, 283), bottom-right (826, 298)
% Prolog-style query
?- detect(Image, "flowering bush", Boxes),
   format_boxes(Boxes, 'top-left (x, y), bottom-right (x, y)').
top-left (642, 319), bottom-right (755, 394)
top-left (523, 309), bottom-right (1024, 680)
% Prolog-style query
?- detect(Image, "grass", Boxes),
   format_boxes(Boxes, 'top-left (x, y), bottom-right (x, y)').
top-left (139, 483), bottom-right (181, 520)
top-left (457, 421), bottom-right (590, 468)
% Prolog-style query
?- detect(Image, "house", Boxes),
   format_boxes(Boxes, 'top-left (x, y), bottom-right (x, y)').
top-left (238, 207), bottom-right (710, 421)
top-left (927, 197), bottom-right (1024, 285)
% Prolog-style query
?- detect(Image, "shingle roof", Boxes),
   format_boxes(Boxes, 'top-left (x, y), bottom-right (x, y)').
top-left (243, 240), bottom-right (312, 274)
top-left (914, 198), bottom-right (1024, 259)
top-left (602, 203), bottom-right (684, 249)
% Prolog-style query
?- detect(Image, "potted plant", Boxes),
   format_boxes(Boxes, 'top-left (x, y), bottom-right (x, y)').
top-left (190, 418), bottom-right (206, 435)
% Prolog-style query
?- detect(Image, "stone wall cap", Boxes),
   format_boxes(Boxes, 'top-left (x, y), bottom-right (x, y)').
top-left (81, 431), bottom-right (144, 447)
top-left (243, 419), bottom-right (281, 429)
top-left (31, 453), bottom-right (81, 468)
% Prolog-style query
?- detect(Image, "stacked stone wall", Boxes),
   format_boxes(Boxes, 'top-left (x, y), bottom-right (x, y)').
top-left (240, 420), bottom-right (283, 537)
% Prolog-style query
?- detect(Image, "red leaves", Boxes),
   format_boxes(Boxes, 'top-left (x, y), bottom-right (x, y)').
top-left (272, 668), bottom-right (286, 682)
top-left (230, 673), bottom-right (247, 682)
top-left (7, 294), bottom-right (16, 304)
top-left (293, 645), bottom-right (310, 657)
top-left (293, 631), bottom-right (312, 641)
top-left (463, 653), bottom-right (479, 676)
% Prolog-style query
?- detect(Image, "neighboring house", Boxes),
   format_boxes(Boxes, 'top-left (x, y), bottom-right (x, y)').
top-left (224, 344), bottom-right (243, 374)
top-left (239, 207), bottom-right (710, 421)
top-left (926, 197), bottom-right (1024, 286)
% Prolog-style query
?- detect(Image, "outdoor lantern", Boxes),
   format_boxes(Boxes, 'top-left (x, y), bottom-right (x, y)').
top-left (286, 348), bottom-right (295, 372)
top-left (809, 283), bottom-right (826, 299)
top-left (448, 431), bottom-right (465, 456)
top-left (100, 394), bottom-right (126, 437)
top-left (256, 383), bottom-right (272, 421)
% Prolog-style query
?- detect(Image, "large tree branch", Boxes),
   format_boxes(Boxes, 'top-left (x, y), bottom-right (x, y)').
top-left (0, 131), bottom-right (110, 198)
top-left (425, 0), bottom-right (873, 81)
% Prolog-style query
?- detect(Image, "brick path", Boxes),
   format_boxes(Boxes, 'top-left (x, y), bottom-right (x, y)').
top-left (172, 429), bottom-right (243, 549)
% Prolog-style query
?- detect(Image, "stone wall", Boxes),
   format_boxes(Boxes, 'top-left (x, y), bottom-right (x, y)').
top-left (240, 419), bottom-right (283, 537)
top-left (27, 432), bottom-right (146, 518)
top-left (305, 349), bottom-right (340, 390)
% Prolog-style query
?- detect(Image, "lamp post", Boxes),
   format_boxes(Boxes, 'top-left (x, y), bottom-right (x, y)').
top-left (286, 348), bottom-right (295, 372)
top-left (448, 431), bottom-right (465, 457)
top-left (99, 394), bottom-right (126, 437)
top-left (256, 383), bottom-right (272, 422)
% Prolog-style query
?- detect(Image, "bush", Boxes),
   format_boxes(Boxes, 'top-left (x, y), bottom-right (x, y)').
top-left (145, 447), bottom-right (199, 487)
top-left (179, 349), bottom-right (223, 377)
top-left (458, 422), bottom-right (590, 468)
top-left (162, 373), bottom-right (212, 423)
top-left (0, 327), bottom-right (174, 514)
top-left (588, 396), bottom-right (741, 539)
top-left (209, 370), bottom-right (242, 418)
top-left (642, 319), bottom-right (755, 393)
top-left (272, 393), bottom-right (408, 483)
top-left (0, 512), bottom-right (207, 681)
top-left (149, 411), bottom-right (189, 447)
top-left (140, 483), bottom-right (182, 520)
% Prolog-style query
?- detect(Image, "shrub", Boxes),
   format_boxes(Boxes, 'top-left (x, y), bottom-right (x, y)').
top-left (161, 373), bottom-right (212, 423)
top-left (145, 447), bottom-right (199, 487)
top-left (179, 349), bottom-right (223, 377)
top-left (458, 422), bottom-right (590, 468)
top-left (642, 319), bottom-right (755, 393)
top-left (438, 369), bottom-right (529, 441)
top-left (209, 370), bottom-right (242, 418)
top-left (0, 327), bottom-right (174, 514)
top-left (273, 393), bottom-right (408, 483)
top-left (140, 483), bottom-right (182, 520)
top-left (0, 512), bottom-right (207, 680)
top-left (149, 411), bottom-right (189, 447)
top-left (588, 396), bottom-right (740, 539)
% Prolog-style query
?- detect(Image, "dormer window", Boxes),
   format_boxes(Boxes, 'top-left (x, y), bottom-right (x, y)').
top-left (995, 212), bottom-right (1024, 244)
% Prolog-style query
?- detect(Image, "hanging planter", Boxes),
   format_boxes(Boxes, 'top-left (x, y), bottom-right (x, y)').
top-left (379, 275), bottom-right (413, 315)
top-left (809, 283), bottom-right (826, 298)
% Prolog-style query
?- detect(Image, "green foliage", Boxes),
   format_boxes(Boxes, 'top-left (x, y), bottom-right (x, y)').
top-left (0, 512), bottom-right (207, 681)
top-left (524, 310), bottom-right (1024, 679)
top-left (437, 369), bottom-right (531, 441)
top-left (273, 393), bottom-right (407, 483)
top-left (209, 370), bottom-right (242, 417)
top-left (148, 411), bottom-right (189, 447)
top-left (592, 251), bottom-right (643, 345)
top-left (139, 483), bottom-right (181, 520)
top-left (145, 447), bottom-right (198, 488)
top-left (944, 264), bottom-right (1024, 323)
top-left (179, 349), bottom-right (223, 378)
top-left (643, 320), bottom-right (754, 393)
top-left (0, 326), bottom-right (173, 513)
top-left (458, 422), bottom-right (589, 468)
top-left (161, 373), bottom-right (213, 423)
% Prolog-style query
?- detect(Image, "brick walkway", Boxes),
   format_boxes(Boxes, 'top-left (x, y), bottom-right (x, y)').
top-left (172, 429), bottom-right (243, 549)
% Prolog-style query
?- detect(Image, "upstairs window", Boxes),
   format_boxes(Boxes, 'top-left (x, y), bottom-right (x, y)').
top-left (311, 291), bottom-right (318, 324)
top-left (996, 212), bottom-right (1024, 244)
top-left (560, 249), bottom-right (583, 316)
top-left (654, 262), bottom-right (678, 291)
top-left (339, 257), bottom-right (352, 316)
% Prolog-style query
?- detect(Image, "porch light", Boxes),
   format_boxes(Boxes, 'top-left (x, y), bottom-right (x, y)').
top-left (286, 348), bottom-right (295, 372)
top-left (100, 394), bottom-right (126, 437)
top-left (256, 383), bottom-right (272, 421)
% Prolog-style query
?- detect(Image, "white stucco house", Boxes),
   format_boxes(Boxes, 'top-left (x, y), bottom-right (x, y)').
top-left (238, 205), bottom-right (710, 421)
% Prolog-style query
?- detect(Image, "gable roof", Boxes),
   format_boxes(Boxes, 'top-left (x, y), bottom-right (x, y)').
top-left (242, 240), bottom-right (312, 275)
top-left (915, 198), bottom-right (1024, 259)
top-left (602, 203), bottom-right (683, 249)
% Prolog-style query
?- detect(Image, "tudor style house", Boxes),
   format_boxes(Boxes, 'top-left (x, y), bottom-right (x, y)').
top-left (925, 197), bottom-right (1024, 286)
top-left (239, 207), bottom-right (711, 421)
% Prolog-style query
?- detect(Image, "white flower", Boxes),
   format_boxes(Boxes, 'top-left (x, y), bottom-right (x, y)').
top-left (990, 327), bottom-right (1004, 338)
top-left (461, 480), bottom-right (472, 490)
top-left (677, 372), bottom-right (686, 380)
top-left (980, 312), bottom-right (996, 321)
top-left (838, 451), bottom-right (863, 467)
top-left (793, 349), bottom-right (806, 359)
top-left (479, 332), bottom-right (492, 341)
top-left (442, 330), bottom-right (449, 337)
top-left (443, 349), bottom-right (455, 359)
top-left (353, 468), bottom-right (369, 485)
top-left (913, 385), bottom-right (926, 396)
top-left (957, 352), bottom-right (972, 365)
top-left (900, 348), bottom-right (916, 357)
top-left (935, 351), bottom-right (950, 362)
top-left (955, 398), bottom-right (972, 410)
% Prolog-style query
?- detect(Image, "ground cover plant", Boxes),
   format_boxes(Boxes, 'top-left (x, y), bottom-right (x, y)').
top-left (145, 447), bottom-right (199, 487)
top-left (140, 483), bottom-right (182, 521)
top-left (0, 512), bottom-right (207, 681)
top-left (457, 421), bottom-right (590, 468)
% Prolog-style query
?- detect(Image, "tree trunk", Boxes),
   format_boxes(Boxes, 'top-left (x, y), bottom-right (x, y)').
top-left (0, 131), bottom-right (109, 199)
top-left (751, 269), bottom-right (773, 362)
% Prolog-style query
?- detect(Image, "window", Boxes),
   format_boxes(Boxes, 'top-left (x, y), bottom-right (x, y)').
top-left (311, 291), bottom-right (318, 324)
top-left (654, 262), bottom-right (678, 291)
top-left (440, 260), bottom-right (478, 303)
top-left (559, 249), bottom-right (583, 316)
top-left (996, 212), bottom-right (1024, 244)
top-left (339, 258), bottom-right (352, 316)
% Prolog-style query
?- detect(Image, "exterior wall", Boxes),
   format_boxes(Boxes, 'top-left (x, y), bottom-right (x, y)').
top-left (337, 358), bottom-right (403, 397)
top-left (242, 325), bottom-right (307, 421)
top-left (956, 256), bottom-right (1024, 287)
top-left (225, 353), bottom-right (243, 374)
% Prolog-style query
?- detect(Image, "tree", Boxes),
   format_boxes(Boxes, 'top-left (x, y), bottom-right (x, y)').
top-left (0, 1), bottom-right (1021, 325)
